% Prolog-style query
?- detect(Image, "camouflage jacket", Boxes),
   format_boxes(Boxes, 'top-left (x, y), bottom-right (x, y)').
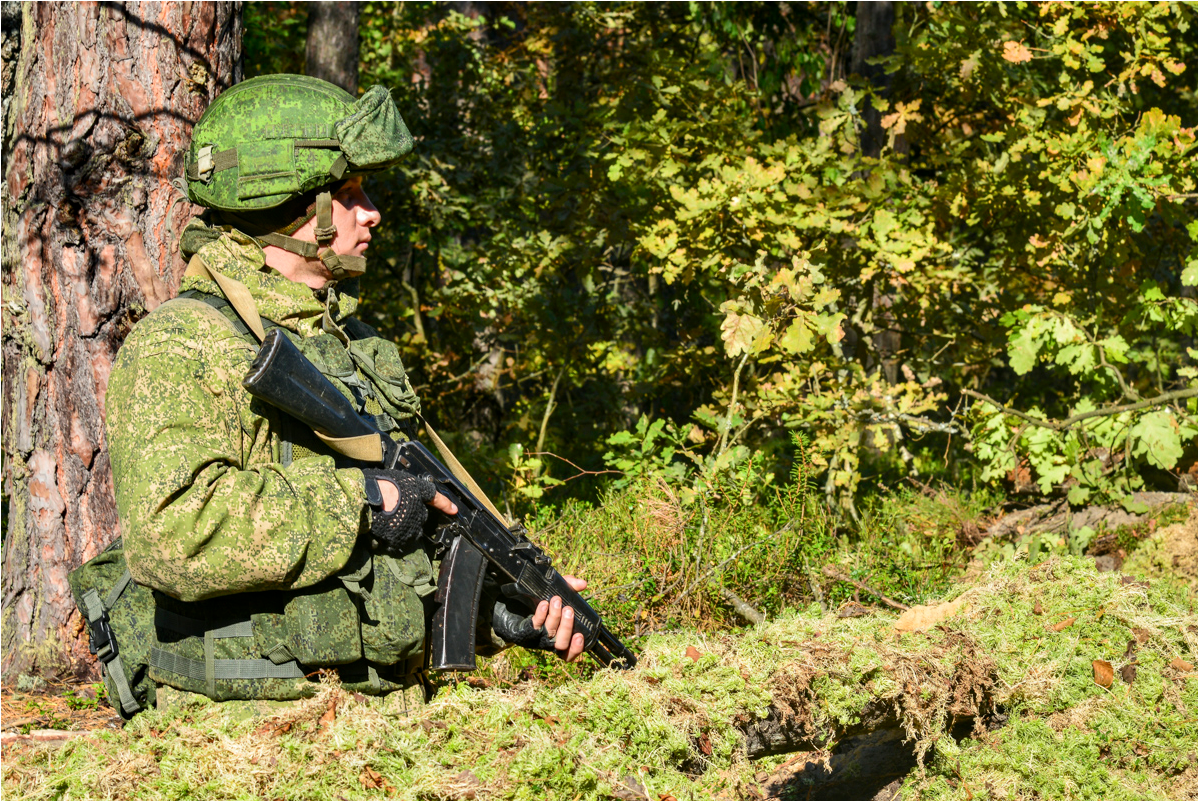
top-left (106, 230), bottom-right (421, 603)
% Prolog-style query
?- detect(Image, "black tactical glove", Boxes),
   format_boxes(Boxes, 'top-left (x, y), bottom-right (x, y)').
top-left (361, 468), bottom-right (437, 554)
top-left (490, 599), bottom-right (559, 652)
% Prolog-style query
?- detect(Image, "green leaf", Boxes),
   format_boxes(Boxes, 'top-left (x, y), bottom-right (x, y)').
top-left (778, 319), bottom-right (814, 354)
top-left (1183, 257), bottom-right (1198, 287)
top-left (1007, 327), bottom-right (1041, 375)
top-left (1128, 410), bottom-right (1183, 469)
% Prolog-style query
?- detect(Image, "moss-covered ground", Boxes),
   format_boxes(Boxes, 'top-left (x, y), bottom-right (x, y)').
top-left (3, 497), bottom-right (1196, 800)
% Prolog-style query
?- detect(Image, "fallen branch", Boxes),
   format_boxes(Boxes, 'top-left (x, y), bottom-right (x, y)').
top-left (962, 386), bottom-right (1198, 432)
top-left (0, 729), bottom-right (90, 745)
top-left (720, 587), bottom-right (765, 625)
top-left (821, 567), bottom-right (909, 611)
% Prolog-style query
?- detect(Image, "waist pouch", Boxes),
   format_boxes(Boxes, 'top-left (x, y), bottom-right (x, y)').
top-left (71, 543), bottom-right (434, 712)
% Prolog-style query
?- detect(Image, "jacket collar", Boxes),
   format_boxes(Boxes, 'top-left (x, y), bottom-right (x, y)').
top-left (180, 229), bottom-right (359, 338)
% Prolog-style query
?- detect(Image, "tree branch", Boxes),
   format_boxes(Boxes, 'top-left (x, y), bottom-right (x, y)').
top-left (962, 386), bottom-right (1198, 432)
top-left (533, 367), bottom-right (566, 476)
top-left (822, 567), bottom-right (909, 611)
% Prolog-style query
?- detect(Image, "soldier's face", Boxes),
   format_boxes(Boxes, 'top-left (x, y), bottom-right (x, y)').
top-left (270, 177), bottom-right (383, 289)
top-left (326, 177), bottom-right (382, 257)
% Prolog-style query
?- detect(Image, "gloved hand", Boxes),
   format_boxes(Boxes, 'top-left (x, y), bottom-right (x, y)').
top-left (491, 599), bottom-right (558, 651)
top-left (489, 573), bottom-right (589, 661)
top-left (361, 468), bottom-right (437, 554)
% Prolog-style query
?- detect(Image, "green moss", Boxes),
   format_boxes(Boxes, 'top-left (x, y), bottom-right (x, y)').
top-left (5, 552), bottom-right (1196, 800)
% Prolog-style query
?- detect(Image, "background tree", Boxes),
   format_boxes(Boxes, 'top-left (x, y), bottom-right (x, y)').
top-left (305, 1), bottom-right (360, 94)
top-left (0, 0), bottom-right (242, 678)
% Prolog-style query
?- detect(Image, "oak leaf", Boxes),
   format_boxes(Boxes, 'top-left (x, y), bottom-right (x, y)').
top-left (1002, 41), bottom-right (1033, 64)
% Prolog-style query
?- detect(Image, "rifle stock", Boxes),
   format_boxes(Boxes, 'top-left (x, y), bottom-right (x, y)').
top-left (242, 329), bottom-right (637, 671)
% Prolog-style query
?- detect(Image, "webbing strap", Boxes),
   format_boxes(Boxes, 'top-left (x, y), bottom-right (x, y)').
top-left (186, 146), bottom-right (238, 182)
top-left (313, 191), bottom-right (336, 243)
top-left (154, 607), bottom-right (254, 639)
top-left (318, 249), bottom-right (366, 281)
top-left (103, 570), bottom-right (134, 616)
top-left (82, 585), bottom-right (142, 716)
top-left (184, 255), bottom-right (266, 341)
top-left (295, 139), bottom-right (341, 149)
top-left (205, 630), bottom-right (216, 697)
top-left (419, 416), bottom-right (511, 527)
top-left (150, 647), bottom-right (306, 681)
top-left (258, 231), bottom-right (321, 259)
top-left (176, 290), bottom-right (284, 342)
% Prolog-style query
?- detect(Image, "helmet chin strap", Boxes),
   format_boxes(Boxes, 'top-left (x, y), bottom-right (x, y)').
top-left (250, 190), bottom-right (367, 281)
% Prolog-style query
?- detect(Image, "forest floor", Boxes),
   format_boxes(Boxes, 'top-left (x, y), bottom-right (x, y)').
top-left (2, 495), bottom-right (1196, 801)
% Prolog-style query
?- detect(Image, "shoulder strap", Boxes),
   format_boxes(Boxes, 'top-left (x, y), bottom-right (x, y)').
top-left (184, 254), bottom-right (267, 341)
top-left (82, 576), bottom-right (142, 717)
top-left (176, 288), bottom-right (283, 343)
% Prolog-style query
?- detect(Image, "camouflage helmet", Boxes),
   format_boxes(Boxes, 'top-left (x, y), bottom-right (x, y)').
top-left (182, 74), bottom-right (412, 279)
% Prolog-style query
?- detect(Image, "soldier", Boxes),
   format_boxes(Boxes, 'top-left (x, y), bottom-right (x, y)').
top-left (104, 75), bottom-right (584, 710)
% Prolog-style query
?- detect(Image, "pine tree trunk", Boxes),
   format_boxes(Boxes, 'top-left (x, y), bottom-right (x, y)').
top-left (306, 1), bottom-right (359, 94)
top-left (1, 0), bottom-right (243, 680)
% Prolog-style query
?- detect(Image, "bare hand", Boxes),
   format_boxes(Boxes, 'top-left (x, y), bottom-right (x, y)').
top-left (378, 480), bottom-right (458, 516)
top-left (531, 575), bottom-right (588, 662)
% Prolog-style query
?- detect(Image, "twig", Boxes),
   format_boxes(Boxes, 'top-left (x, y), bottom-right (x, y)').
top-left (533, 367), bottom-right (567, 475)
top-left (962, 386), bottom-right (1198, 432)
top-left (527, 451), bottom-right (623, 483)
top-left (720, 587), bottom-right (765, 625)
top-left (716, 352), bottom-right (751, 460)
top-left (806, 562), bottom-right (827, 615)
top-left (821, 566), bottom-right (909, 611)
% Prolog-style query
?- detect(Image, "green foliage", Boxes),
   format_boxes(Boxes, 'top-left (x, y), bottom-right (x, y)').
top-left (242, 2), bottom-right (307, 78)
top-left (240, 3), bottom-right (1198, 512)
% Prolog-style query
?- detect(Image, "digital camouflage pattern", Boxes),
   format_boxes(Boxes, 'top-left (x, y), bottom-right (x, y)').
top-left (108, 229), bottom-right (424, 600)
top-left (106, 230), bottom-right (369, 601)
top-left (185, 75), bottom-right (413, 213)
top-left (105, 228), bottom-right (433, 700)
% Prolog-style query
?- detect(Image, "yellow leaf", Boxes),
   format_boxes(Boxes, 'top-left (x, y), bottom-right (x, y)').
top-left (720, 308), bottom-right (765, 358)
top-left (778, 319), bottom-right (814, 354)
top-left (1002, 41), bottom-right (1033, 64)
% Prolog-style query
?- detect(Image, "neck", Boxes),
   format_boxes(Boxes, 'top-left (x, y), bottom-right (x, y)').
top-left (262, 245), bottom-right (333, 291)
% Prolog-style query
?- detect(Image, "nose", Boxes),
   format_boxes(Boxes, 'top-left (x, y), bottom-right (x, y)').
top-left (355, 189), bottom-right (382, 228)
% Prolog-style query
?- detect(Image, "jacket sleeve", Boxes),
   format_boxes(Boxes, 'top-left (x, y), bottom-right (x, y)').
top-left (106, 302), bottom-right (368, 602)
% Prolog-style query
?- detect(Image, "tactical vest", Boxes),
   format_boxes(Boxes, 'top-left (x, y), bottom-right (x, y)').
top-left (71, 291), bottom-right (435, 715)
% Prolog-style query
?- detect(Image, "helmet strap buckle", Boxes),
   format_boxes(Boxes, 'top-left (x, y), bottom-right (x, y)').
top-left (196, 145), bottom-right (215, 183)
top-left (313, 191), bottom-right (337, 245)
top-left (319, 248), bottom-right (366, 281)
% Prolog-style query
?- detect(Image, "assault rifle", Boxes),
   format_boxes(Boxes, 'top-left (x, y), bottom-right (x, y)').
top-left (242, 329), bottom-right (637, 672)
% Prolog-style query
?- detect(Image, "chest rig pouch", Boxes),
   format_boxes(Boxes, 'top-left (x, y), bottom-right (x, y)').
top-left (117, 289), bottom-right (435, 704)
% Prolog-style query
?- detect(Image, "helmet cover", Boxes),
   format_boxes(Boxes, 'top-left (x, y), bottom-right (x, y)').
top-left (185, 74), bottom-right (412, 213)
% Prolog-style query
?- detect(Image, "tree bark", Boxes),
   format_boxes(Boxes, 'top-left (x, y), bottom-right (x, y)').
top-left (306, 1), bottom-right (359, 94)
top-left (1, 0), bottom-right (242, 680)
top-left (850, 1), bottom-right (897, 160)
top-left (850, 2), bottom-right (903, 387)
